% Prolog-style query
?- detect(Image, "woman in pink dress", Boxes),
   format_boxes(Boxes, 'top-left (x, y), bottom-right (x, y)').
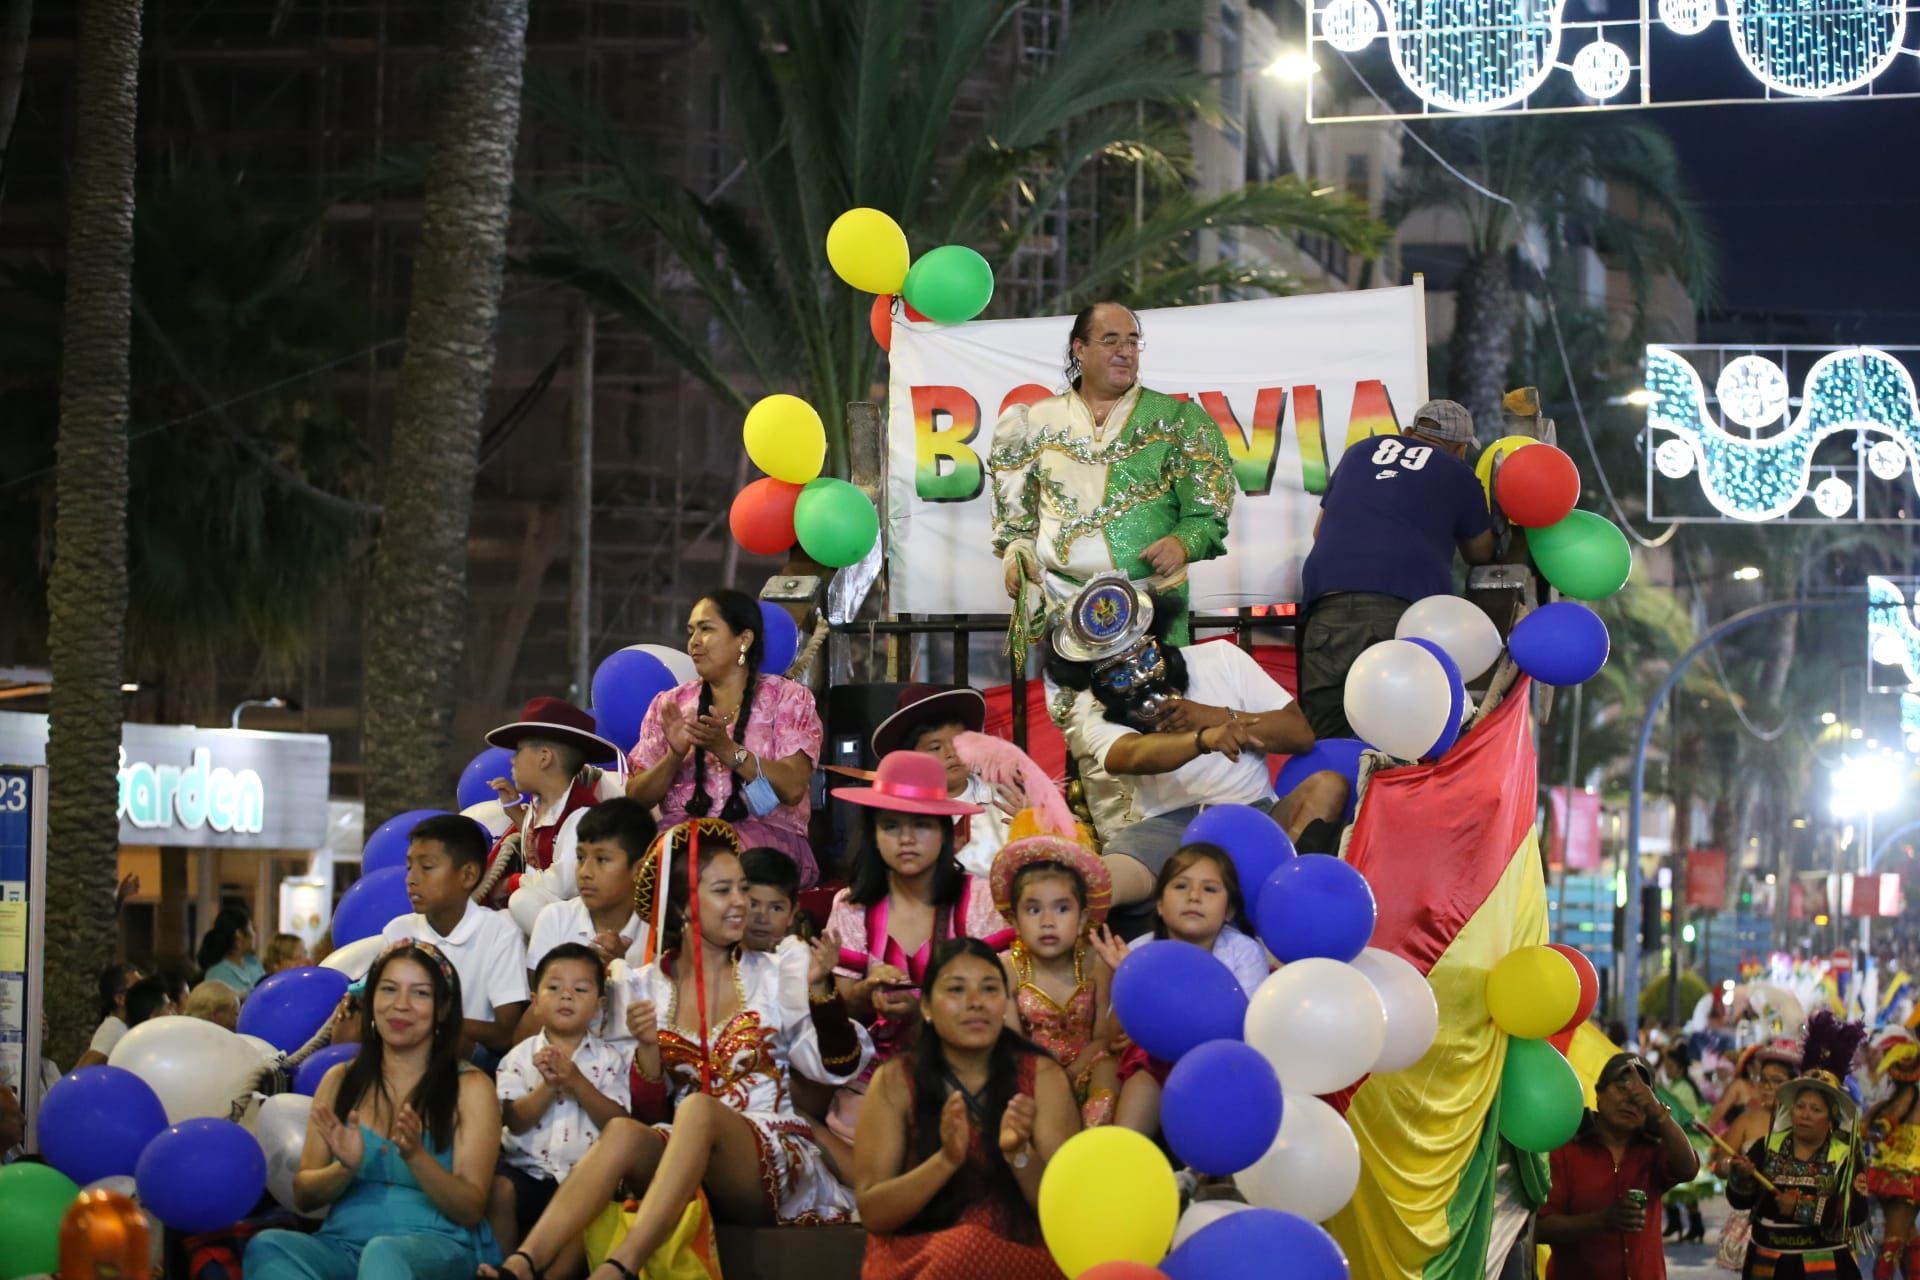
top-left (628, 589), bottom-right (823, 885)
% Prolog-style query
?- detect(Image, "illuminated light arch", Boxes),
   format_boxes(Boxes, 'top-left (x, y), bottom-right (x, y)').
top-left (1382, 0), bottom-right (1570, 113)
top-left (1644, 345), bottom-right (1920, 521)
top-left (1869, 576), bottom-right (1920, 689)
top-left (1726, 0), bottom-right (1907, 97)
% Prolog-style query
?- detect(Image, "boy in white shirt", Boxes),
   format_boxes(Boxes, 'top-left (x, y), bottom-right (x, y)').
top-left (381, 814), bottom-right (529, 1057)
top-left (520, 799), bottom-right (656, 1043)
top-left (488, 944), bottom-right (630, 1252)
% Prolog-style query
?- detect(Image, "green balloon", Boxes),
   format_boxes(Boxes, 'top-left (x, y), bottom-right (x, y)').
top-left (794, 477), bottom-right (879, 568)
top-left (901, 244), bottom-right (994, 325)
top-left (1497, 1036), bottom-right (1585, 1153)
top-left (1528, 509), bottom-right (1631, 601)
top-left (0, 1162), bottom-right (80, 1278)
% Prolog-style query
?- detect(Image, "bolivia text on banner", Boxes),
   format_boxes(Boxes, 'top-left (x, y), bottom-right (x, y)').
top-left (1326, 679), bottom-right (1550, 1280)
top-left (884, 284), bottom-right (1429, 615)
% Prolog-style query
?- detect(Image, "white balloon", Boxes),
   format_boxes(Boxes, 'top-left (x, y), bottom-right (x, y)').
top-left (630, 643), bottom-right (697, 687)
top-left (1171, 1199), bottom-right (1253, 1249)
top-left (1234, 1094), bottom-right (1361, 1222)
top-left (108, 1016), bottom-right (264, 1123)
top-left (1396, 595), bottom-right (1503, 683)
top-left (1350, 947), bottom-right (1440, 1073)
top-left (318, 934), bottom-right (386, 982)
top-left (252, 1093), bottom-right (323, 1217)
top-left (239, 1034), bottom-right (283, 1066)
top-left (461, 799), bottom-right (513, 838)
top-left (1245, 958), bottom-right (1387, 1096)
top-left (1343, 639), bottom-right (1458, 761)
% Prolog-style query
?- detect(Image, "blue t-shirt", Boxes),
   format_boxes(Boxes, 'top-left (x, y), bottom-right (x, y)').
top-left (1300, 435), bottom-right (1492, 604)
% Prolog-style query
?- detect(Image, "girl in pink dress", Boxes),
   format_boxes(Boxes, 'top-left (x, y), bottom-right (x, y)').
top-left (822, 752), bottom-right (1011, 1166)
top-left (989, 834), bottom-right (1118, 1127)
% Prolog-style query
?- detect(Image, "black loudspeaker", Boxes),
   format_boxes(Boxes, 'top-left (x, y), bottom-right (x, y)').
top-left (823, 682), bottom-right (916, 771)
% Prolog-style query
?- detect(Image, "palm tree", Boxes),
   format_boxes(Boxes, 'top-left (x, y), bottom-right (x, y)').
top-left (360, 0), bottom-right (529, 824)
top-left (519, 0), bottom-right (1387, 475)
top-left (1388, 106), bottom-right (1712, 431)
top-left (43, 0), bottom-right (140, 1065)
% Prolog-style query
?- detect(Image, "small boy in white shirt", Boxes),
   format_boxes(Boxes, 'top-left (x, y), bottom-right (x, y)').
top-left (488, 944), bottom-right (631, 1251)
top-left (380, 814), bottom-right (529, 1057)
top-left (521, 799), bottom-right (656, 1044)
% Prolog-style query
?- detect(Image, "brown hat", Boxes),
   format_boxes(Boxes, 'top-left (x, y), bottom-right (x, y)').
top-left (485, 696), bottom-right (619, 764)
top-left (870, 684), bottom-right (988, 760)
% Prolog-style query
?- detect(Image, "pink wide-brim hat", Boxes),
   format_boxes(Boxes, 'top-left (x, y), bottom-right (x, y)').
top-left (834, 750), bottom-right (983, 817)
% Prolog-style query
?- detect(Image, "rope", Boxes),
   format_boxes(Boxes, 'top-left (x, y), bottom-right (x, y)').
top-left (785, 612), bottom-right (829, 679)
top-left (472, 835), bottom-right (520, 903)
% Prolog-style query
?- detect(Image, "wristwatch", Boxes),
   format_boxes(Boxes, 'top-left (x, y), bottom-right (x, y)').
top-left (733, 747), bottom-right (751, 769)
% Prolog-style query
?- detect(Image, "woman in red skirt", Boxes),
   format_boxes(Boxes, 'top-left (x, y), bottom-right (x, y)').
top-left (853, 938), bottom-right (1079, 1280)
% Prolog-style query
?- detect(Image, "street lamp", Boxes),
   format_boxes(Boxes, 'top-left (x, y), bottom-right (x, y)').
top-left (230, 696), bottom-right (291, 729)
top-left (1263, 50), bottom-right (1316, 80)
top-left (1832, 751), bottom-right (1906, 955)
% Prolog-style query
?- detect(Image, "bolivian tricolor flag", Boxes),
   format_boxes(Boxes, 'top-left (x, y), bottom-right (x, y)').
top-left (1326, 678), bottom-right (1550, 1279)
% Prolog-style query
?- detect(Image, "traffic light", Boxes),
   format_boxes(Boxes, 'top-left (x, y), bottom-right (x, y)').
top-left (1639, 885), bottom-right (1663, 950)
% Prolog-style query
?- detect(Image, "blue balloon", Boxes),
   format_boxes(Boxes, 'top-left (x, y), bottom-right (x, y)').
top-left (1162, 1040), bottom-right (1284, 1175)
top-left (457, 746), bottom-right (516, 810)
top-left (1274, 738), bottom-right (1366, 825)
top-left (362, 807), bottom-right (450, 876)
top-left (758, 602), bottom-right (799, 676)
top-left (1163, 1207), bottom-right (1348, 1280)
top-left (38, 1066), bottom-right (169, 1186)
top-left (592, 648), bottom-right (680, 757)
top-left (1111, 940), bottom-right (1247, 1063)
top-left (237, 966), bottom-right (350, 1053)
top-left (1401, 637), bottom-right (1466, 759)
top-left (332, 866), bottom-right (411, 945)
top-left (1256, 855), bottom-right (1377, 964)
top-left (1509, 601), bottom-right (1610, 687)
top-left (136, 1117), bottom-right (267, 1234)
top-left (1183, 805), bottom-right (1295, 915)
top-left (293, 1042), bottom-right (361, 1096)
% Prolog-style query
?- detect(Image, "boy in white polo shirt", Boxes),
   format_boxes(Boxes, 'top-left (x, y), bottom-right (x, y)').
top-left (381, 814), bottom-right (529, 1057)
top-left (519, 799), bottom-right (656, 1043)
top-left (488, 943), bottom-right (630, 1253)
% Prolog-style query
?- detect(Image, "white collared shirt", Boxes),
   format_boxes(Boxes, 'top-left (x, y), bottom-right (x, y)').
top-left (497, 1029), bottom-right (631, 1181)
top-left (528, 898), bottom-right (652, 973)
top-left (382, 899), bottom-right (530, 1022)
top-left (954, 775), bottom-right (1011, 879)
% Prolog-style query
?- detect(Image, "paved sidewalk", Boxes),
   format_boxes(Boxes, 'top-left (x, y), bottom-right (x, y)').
top-left (1666, 1196), bottom-right (1730, 1280)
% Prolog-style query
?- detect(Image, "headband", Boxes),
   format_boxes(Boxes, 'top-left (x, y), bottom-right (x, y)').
top-left (351, 938), bottom-right (459, 999)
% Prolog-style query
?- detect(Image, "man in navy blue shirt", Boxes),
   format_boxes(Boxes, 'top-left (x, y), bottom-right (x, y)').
top-left (1297, 399), bottom-right (1497, 739)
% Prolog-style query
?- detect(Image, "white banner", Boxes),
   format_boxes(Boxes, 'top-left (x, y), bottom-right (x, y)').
top-left (885, 284), bottom-right (1428, 615)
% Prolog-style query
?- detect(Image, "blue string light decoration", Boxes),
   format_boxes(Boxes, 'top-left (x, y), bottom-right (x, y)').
top-left (1728, 0), bottom-right (1906, 96)
top-left (1645, 345), bottom-right (1920, 521)
top-left (1868, 576), bottom-right (1920, 688)
top-left (1383, 0), bottom-right (1567, 112)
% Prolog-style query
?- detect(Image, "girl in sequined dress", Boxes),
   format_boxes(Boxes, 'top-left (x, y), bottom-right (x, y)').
top-left (480, 826), bottom-right (873, 1280)
top-left (989, 834), bottom-right (1118, 1126)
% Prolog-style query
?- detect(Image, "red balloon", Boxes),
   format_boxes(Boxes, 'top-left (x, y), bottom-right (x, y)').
top-left (729, 477), bottom-right (803, 556)
top-left (1548, 1024), bottom-right (1577, 1056)
top-left (901, 299), bottom-right (931, 323)
top-left (1495, 443), bottom-right (1580, 527)
top-left (869, 294), bottom-right (893, 352)
top-left (1547, 942), bottom-right (1600, 1034)
top-left (1079, 1264), bottom-right (1169, 1280)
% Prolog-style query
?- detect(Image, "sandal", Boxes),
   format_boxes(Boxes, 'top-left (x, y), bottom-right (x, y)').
top-left (591, 1260), bottom-right (638, 1280)
top-left (479, 1251), bottom-right (544, 1280)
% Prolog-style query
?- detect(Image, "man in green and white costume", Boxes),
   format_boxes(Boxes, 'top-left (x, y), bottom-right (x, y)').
top-left (989, 301), bottom-right (1237, 653)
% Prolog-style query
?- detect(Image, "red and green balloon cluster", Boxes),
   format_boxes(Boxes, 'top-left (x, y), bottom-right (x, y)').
top-left (827, 206), bottom-right (994, 347)
top-left (728, 393), bottom-right (880, 568)
top-left (1486, 942), bottom-right (1602, 1153)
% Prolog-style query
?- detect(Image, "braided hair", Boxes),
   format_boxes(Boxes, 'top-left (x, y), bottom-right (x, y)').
top-left (684, 588), bottom-right (765, 823)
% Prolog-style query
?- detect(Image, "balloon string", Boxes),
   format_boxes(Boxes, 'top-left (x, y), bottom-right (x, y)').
top-left (690, 822), bottom-right (712, 1094)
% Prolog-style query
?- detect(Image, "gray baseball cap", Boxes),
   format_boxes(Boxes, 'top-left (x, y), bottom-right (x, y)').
top-left (1409, 399), bottom-right (1476, 444)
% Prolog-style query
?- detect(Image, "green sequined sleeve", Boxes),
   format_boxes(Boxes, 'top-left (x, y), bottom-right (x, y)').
top-left (987, 402), bottom-right (1040, 557)
top-left (1165, 400), bottom-right (1237, 564)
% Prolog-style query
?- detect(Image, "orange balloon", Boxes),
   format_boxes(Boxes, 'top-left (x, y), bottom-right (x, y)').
top-left (729, 477), bottom-right (803, 557)
top-left (869, 294), bottom-right (894, 352)
top-left (61, 1189), bottom-right (152, 1280)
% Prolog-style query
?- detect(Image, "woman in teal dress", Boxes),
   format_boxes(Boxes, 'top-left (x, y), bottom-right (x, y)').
top-left (198, 906), bottom-right (267, 996)
top-left (246, 941), bottom-right (502, 1280)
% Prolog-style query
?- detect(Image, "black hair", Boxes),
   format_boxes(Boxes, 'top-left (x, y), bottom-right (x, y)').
top-left (1010, 860), bottom-right (1088, 912)
top-left (97, 963), bottom-right (141, 1021)
top-left (1063, 301), bottom-right (1141, 389)
top-left (1149, 841), bottom-right (1253, 940)
top-left (659, 825), bottom-right (743, 957)
top-left (409, 813), bottom-right (490, 870)
top-left (904, 938), bottom-right (1048, 1237)
top-left (195, 906), bottom-right (253, 973)
top-left (906, 718), bottom-right (971, 751)
top-left (740, 846), bottom-right (800, 904)
top-left (576, 797), bottom-right (659, 868)
top-left (124, 978), bottom-right (171, 1027)
top-left (519, 735), bottom-right (588, 779)
top-left (335, 943), bottom-right (466, 1150)
top-left (533, 941), bottom-right (608, 994)
top-left (846, 806), bottom-right (965, 910)
top-left (684, 588), bottom-right (765, 825)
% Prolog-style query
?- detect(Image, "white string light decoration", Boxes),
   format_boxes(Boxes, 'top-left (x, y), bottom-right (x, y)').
top-left (1726, 0), bottom-right (1907, 96)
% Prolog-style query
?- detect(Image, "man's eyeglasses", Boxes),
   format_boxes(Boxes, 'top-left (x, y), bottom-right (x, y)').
top-left (1086, 335), bottom-right (1144, 352)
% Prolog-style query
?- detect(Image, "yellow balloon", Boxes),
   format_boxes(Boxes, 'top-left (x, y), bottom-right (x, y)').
top-left (1475, 434), bottom-right (1538, 504)
top-left (1038, 1127), bottom-right (1178, 1276)
top-left (743, 394), bottom-right (826, 484)
top-left (826, 207), bottom-right (910, 295)
top-left (1486, 945), bottom-right (1580, 1039)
